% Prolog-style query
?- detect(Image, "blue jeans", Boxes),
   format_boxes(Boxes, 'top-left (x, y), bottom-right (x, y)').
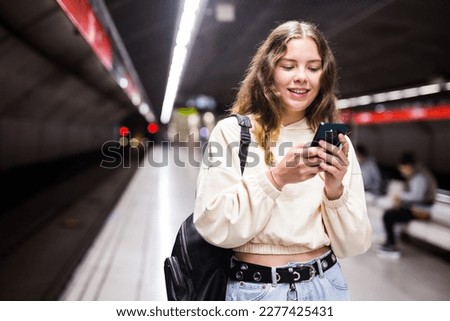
top-left (225, 254), bottom-right (350, 301)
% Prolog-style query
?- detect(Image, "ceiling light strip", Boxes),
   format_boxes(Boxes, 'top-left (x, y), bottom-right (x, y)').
top-left (160, 0), bottom-right (203, 124)
top-left (338, 82), bottom-right (449, 109)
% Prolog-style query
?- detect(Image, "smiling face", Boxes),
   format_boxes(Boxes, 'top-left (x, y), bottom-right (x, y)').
top-left (274, 37), bottom-right (323, 125)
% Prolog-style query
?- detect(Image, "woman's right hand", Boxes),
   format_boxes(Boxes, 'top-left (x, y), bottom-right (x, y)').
top-left (268, 144), bottom-right (324, 190)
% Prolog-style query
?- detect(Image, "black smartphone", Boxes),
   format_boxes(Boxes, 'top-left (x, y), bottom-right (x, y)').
top-left (310, 122), bottom-right (350, 147)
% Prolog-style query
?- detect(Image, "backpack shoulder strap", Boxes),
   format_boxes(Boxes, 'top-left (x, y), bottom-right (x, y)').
top-left (229, 114), bottom-right (252, 175)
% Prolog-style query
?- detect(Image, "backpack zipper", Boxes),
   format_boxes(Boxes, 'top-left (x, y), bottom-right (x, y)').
top-left (167, 257), bottom-right (182, 286)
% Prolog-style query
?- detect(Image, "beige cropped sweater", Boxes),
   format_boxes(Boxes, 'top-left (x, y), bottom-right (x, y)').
top-left (193, 115), bottom-right (372, 258)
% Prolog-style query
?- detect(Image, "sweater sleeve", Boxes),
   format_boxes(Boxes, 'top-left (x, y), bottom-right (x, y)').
top-left (321, 137), bottom-right (373, 258)
top-left (400, 174), bottom-right (427, 203)
top-left (193, 117), bottom-right (281, 248)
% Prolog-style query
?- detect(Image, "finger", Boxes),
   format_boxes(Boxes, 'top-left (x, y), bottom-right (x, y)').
top-left (338, 134), bottom-right (350, 154)
top-left (319, 160), bottom-right (338, 175)
top-left (317, 149), bottom-right (340, 166)
top-left (305, 146), bottom-right (322, 161)
top-left (303, 145), bottom-right (321, 157)
top-left (289, 146), bottom-right (320, 167)
top-left (287, 149), bottom-right (316, 168)
top-left (318, 139), bottom-right (340, 156)
top-left (320, 154), bottom-right (348, 169)
top-left (319, 161), bottom-right (346, 181)
top-left (297, 142), bottom-right (318, 149)
top-left (335, 154), bottom-right (349, 168)
top-left (305, 156), bottom-right (322, 167)
top-left (317, 147), bottom-right (349, 170)
top-left (336, 149), bottom-right (350, 166)
top-left (306, 165), bottom-right (324, 176)
top-left (334, 134), bottom-right (350, 163)
top-left (285, 152), bottom-right (302, 168)
top-left (288, 145), bottom-right (317, 161)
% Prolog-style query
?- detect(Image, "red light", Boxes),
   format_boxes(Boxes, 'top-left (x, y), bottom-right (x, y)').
top-left (147, 122), bottom-right (159, 134)
top-left (351, 104), bottom-right (450, 124)
top-left (119, 126), bottom-right (130, 136)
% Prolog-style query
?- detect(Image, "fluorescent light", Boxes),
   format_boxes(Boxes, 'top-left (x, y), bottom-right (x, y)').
top-left (418, 84), bottom-right (440, 96)
top-left (139, 102), bottom-right (149, 115)
top-left (144, 113), bottom-right (155, 123)
top-left (119, 77), bottom-right (128, 89)
top-left (176, 8), bottom-right (198, 46)
top-left (160, 0), bottom-right (203, 124)
top-left (356, 95), bottom-right (372, 105)
top-left (386, 90), bottom-right (403, 101)
top-left (372, 92), bottom-right (387, 103)
top-left (338, 81), bottom-right (448, 109)
top-left (131, 92), bottom-right (141, 106)
top-left (402, 87), bottom-right (419, 98)
top-left (337, 99), bottom-right (351, 109)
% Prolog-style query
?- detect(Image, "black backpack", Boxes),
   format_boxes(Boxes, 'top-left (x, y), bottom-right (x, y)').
top-left (163, 114), bottom-right (252, 301)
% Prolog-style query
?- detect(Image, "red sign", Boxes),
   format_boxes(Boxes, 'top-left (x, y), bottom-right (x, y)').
top-left (57, 0), bottom-right (113, 70)
top-left (351, 104), bottom-right (450, 125)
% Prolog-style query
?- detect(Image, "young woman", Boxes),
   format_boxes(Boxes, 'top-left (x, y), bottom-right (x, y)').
top-left (193, 20), bottom-right (372, 301)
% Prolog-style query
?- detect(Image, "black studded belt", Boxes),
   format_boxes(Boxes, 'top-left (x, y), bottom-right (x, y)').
top-left (228, 250), bottom-right (337, 284)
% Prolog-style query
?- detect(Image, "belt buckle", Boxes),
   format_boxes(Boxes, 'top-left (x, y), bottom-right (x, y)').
top-left (299, 264), bottom-right (316, 281)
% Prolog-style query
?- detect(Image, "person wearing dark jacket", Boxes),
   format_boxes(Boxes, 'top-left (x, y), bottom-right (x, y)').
top-left (377, 152), bottom-right (437, 258)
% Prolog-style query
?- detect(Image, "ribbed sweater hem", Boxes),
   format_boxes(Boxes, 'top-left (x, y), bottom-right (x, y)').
top-left (234, 243), bottom-right (329, 255)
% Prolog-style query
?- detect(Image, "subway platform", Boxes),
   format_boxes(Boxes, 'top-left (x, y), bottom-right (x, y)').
top-left (1, 146), bottom-right (448, 301)
top-left (60, 146), bottom-right (450, 301)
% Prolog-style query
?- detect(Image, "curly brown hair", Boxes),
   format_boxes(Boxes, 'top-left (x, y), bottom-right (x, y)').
top-left (230, 21), bottom-right (339, 166)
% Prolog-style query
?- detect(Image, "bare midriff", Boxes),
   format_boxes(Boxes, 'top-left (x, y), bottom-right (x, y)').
top-left (234, 246), bottom-right (330, 267)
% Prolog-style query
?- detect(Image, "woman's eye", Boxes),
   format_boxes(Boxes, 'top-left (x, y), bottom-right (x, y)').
top-left (282, 66), bottom-right (294, 71)
top-left (309, 67), bottom-right (321, 72)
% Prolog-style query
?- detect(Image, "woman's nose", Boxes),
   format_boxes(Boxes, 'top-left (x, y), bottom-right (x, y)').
top-left (294, 67), bottom-right (307, 82)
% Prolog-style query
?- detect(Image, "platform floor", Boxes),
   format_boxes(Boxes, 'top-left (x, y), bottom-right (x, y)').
top-left (60, 146), bottom-right (450, 301)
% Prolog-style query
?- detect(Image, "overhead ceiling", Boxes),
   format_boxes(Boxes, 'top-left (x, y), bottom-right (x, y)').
top-left (105, 0), bottom-right (450, 120)
top-left (0, 0), bottom-right (134, 127)
top-left (1, 0), bottom-right (449, 129)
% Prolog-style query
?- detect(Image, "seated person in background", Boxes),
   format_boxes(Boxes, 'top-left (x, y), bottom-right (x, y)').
top-left (355, 144), bottom-right (383, 196)
top-left (377, 151), bottom-right (437, 258)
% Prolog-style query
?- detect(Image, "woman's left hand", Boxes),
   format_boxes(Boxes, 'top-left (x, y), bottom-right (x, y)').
top-left (317, 133), bottom-right (349, 200)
